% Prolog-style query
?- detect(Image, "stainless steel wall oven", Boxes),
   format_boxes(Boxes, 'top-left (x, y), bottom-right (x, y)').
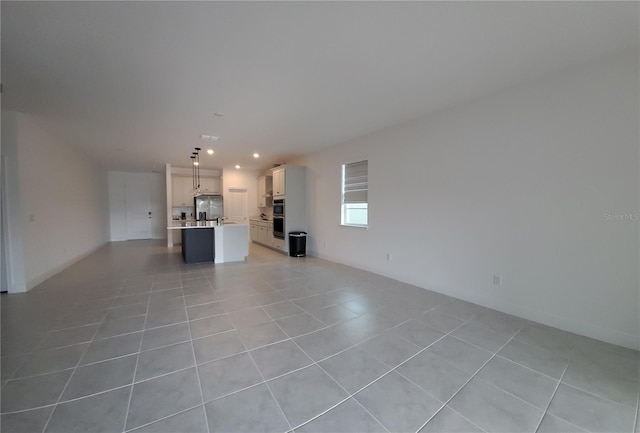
top-left (273, 199), bottom-right (285, 239)
top-left (273, 216), bottom-right (285, 239)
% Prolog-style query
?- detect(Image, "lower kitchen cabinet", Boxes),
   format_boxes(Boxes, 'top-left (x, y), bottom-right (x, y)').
top-left (250, 223), bottom-right (258, 242)
top-left (272, 237), bottom-right (285, 252)
top-left (258, 226), bottom-right (269, 245)
top-left (250, 220), bottom-right (276, 249)
top-left (181, 228), bottom-right (214, 264)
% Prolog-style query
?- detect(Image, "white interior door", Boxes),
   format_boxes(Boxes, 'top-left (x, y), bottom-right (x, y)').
top-left (126, 174), bottom-right (152, 240)
top-left (225, 188), bottom-right (248, 223)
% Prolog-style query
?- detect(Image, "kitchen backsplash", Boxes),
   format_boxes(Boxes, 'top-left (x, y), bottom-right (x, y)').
top-left (260, 208), bottom-right (274, 219)
top-left (172, 205), bottom-right (194, 220)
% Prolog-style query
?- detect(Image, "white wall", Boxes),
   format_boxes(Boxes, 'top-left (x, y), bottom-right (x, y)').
top-left (149, 172), bottom-right (166, 239)
top-left (108, 172), bottom-right (127, 241)
top-left (108, 171), bottom-right (167, 241)
top-left (9, 112), bottom-right (109, 290)
top-left (296, 50), bottom-right (639, 349)
top-left (1, 111), bottom-right (27, 292)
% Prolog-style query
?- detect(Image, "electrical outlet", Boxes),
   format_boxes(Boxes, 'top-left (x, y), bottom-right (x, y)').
top-left (493, 274), bottom-right (502, 285)
top-left (386, 252), bottom-right (392, 261)
top-left (28, 213), bottom-right (35, 222)
top-left (323, 241), bottom-right (327, 248)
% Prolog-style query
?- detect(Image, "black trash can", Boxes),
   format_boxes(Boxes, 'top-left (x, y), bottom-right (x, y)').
top-left (288, 231), bottom-right (307, 257)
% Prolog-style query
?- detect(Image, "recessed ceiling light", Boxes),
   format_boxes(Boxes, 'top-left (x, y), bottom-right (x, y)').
top-left (253, 153), bottom-right (260, 158)
top-left (193, 161), bottom-right (199, 166)
top-left (235, 165), bottom-right (240, 169)
top-left (200, 135), bottom-right (220, 141)
top-left (207, 149), bottom-right (214, 155)
top-left (214, 112), bottom-right (224, 117)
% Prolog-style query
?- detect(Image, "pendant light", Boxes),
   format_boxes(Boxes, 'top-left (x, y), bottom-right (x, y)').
top-left (194, 147), bottom-right (201, 190)
top-left (190, 155), bottom-right (196, 190)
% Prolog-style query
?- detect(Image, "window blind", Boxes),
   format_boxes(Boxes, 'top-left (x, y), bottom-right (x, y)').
top-left (343, 160), bottom-right (368, 204)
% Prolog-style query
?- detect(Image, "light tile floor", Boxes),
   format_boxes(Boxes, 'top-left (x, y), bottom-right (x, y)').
top-left (1, 240), bottom-right (638, 433)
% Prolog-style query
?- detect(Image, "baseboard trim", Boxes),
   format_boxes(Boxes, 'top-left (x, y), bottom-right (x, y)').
top-left (307, 250), bottom-right (640, 351)
top-left (26, 242), bottom-right (108, 291)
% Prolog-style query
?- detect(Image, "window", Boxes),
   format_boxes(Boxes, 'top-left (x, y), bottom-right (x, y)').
top-left (341, 160), bottom-right (368, 227)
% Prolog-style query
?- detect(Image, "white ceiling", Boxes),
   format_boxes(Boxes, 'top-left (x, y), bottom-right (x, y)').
top-left (2, 2), bottom-right (638, 172)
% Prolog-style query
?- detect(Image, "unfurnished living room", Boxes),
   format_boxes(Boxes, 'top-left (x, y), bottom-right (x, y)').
top-left (1, 2), bottom-right (638, 433)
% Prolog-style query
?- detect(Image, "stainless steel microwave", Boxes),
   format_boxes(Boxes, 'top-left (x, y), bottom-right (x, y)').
top-left (273, 199), bottom-right (284, 217)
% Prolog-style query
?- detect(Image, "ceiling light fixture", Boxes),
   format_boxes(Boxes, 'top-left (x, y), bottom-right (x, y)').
top-left (235, 165), bottom-right (241, 169)
top-left (253, 153), bottom-right (260, 158)
top-left (213, 112), bottom-right (224, 118)
top-left (200, 135), bottom-right (220, 141)
top-left (207, 149), bottom-right (214, 155)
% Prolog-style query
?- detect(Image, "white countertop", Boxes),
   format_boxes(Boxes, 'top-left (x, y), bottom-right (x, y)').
top-left (167, 221), bottom-right (249, 230)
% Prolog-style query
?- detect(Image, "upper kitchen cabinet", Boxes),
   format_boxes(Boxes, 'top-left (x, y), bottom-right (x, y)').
top-left (271, 165), bottom-right (306, 200)
top-left (172, 176), bottom-right (193, 206)
top-left (172, 176), bottom-right (221, 207)
top-left (257, 175), bottom-right (273, 207)
top-left (200, 177), bottom-right (221, 194)
top-left (272, 167), bottom-right (285, 198)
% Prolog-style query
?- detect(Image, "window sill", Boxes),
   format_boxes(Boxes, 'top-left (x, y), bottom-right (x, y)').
top-left (340, 224), bottom-right (368, 230)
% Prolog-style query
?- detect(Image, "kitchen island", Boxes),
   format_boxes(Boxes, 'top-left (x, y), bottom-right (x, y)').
top-left (167, 221), bottom-right (249, 264)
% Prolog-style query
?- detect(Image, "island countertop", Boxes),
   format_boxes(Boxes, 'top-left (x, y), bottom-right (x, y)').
top-left (167, 221), bottom-right (249, 230)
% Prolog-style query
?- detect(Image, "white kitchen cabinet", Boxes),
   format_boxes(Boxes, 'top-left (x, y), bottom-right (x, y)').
top-left (266, 226), bottom-right (273, 247)
top-left (200, 177), bottom-right (221, 194)
top-left (272, 237), bottom-right (285, 252)
top-left (257, 175), bottom-right (273, 207)
top-left (172, 176), bottom-right (194, 206)
top-left (250, 220), bottom-right (275, 248)
top-left (250, 222), bottom-right (258, 242)
top-left (173, 176), bottom-right (220, 207)
top-left (258, 226), bottom-right (269, 245)
top-left (272, 167), bottom-right (285, 198)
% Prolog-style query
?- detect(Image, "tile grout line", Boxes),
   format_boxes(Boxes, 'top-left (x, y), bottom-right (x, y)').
top-left (182, 282), bottom-right (213, 433)
top-left (533, 346), bottom-right (573, 433)
top-left (412, 326), bottom-right (522, 433)
top-left (268, 316), bottom-right (364, 432)
top-left (39, 310), bottom-right (105, 433)
top-left (121, 287), bottom-right (152, 433)
top-left (5, 365), bottom-right (79, 384)
top-left (355, 327), bottom-right (461, 430)
top-left (122, 402), bottom-right (205, 433)
top-left (634, 392), bottom-right (640, 433)
top-left (548, 377), bottom-right (639, 411)
top-left (350, 397), bottom-right (393, 433)
top-left (34, 383), bottom-right (134, 410)
top-left (441, 406), bottom-right (489, 433)
top-left (201, 376), bottom-right (267, 405)
top-left (4, 334), bottom-right (57, 382)
top-left (490, 352), bottom-right (564, 383)
top-left (0, 403), bottom-right (58, 416)
top-left (273, 316), bottom-right (393, 433)
top-left (230, 309), bottom-right (294, 433)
